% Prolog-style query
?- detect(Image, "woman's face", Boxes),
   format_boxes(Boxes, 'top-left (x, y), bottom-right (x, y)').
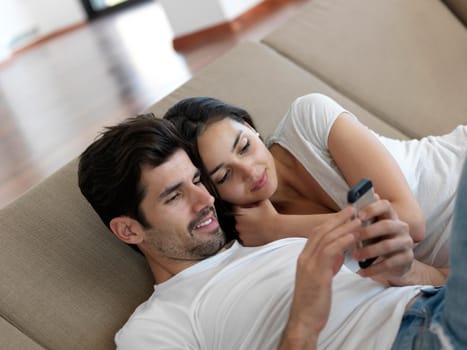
top-left (197, 118), bottom-right (277, 205)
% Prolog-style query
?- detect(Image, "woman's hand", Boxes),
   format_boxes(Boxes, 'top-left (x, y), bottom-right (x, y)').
top-left (234, 201), bottom-right (337, 246)
top-left (233, 200), bottom-right (280, 246)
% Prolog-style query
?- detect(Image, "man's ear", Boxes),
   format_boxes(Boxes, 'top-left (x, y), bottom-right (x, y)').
top-left (109, 216), bottom-right (143, 245)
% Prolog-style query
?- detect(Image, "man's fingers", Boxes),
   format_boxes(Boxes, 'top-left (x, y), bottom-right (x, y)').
top-left (302, 208), bottom-right (360, 259)
top-left (358, 198), bottom-right (398, 222)
top-left (309, 206), bottom-right (356, 239)
top-left (358, 248), bottom-right (414, 277)
top-left (357, 219), bottom-right (409, 243)
top-left (298, 232), bottom-right (356, 277)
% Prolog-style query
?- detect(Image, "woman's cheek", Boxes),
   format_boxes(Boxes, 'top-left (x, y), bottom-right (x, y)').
top-left (220, 186), bottom-right (248, 205)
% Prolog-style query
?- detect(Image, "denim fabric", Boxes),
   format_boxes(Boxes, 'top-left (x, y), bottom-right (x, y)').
top-left (392, 156), bottom-right (467, 350)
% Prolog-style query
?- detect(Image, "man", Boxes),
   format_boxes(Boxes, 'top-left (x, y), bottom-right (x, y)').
top-left (78, 114), bottom-right (466, 349)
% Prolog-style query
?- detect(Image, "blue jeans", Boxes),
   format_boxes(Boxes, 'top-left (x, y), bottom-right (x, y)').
top-left (392, 156), bottom-right (467, 349)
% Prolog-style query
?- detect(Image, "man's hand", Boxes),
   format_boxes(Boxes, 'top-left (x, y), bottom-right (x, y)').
top-left (279, 207), bottom-right (359, 349)
top-left (352, 198), bottom-right (414, 283)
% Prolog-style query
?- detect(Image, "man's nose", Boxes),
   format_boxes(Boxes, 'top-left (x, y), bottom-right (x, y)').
top-left (191, 184), bottom-right (215, 212)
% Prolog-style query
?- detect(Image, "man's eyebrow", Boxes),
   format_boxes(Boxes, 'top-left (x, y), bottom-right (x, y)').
top-left (208, 131), bottom-right (242, 176)
top-left (158, 170), bottom-right (200, 200)
top-left (158, 182), bottom-right (182, 201)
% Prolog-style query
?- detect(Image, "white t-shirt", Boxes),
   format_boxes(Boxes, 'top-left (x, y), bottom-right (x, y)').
top-left (267, 93), bottom-right (467, 268)
top-left (116, 239), bottom-right (421, 349)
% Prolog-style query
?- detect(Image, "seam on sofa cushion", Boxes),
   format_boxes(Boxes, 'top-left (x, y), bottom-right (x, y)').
top-left (0, 313), bottom-right (48, 350)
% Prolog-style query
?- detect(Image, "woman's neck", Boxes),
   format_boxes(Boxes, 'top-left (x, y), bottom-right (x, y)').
top-left (269, 144), bottom-right (339, 214)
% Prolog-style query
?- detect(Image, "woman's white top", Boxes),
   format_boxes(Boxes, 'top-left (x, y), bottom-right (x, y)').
top-left (267, 93), bottom-right (467, 267)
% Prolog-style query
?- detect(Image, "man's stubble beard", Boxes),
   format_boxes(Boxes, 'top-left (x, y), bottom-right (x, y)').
top-left (146, 222), bottom-right (227, 261)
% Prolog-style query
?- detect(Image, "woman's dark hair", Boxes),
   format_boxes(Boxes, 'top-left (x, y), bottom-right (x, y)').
top-left (78, 114), bottom-right (185, 252)
top-left (163, 97), bottom-right (257, 241)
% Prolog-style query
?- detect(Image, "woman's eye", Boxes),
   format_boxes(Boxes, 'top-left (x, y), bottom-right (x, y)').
top-left (216, 170), bottom-right (230, 185)
top-left (239, 140), bottom-right (250, 154)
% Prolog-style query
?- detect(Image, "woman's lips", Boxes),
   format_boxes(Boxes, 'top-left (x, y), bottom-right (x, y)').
top-left (251, 170), bottom-right (268, 191)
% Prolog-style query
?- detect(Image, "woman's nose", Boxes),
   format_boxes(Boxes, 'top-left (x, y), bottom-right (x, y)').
top-left (236, 161), bottom-right (255, 180)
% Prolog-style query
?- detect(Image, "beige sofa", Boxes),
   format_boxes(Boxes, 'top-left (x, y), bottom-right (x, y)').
top-left (1, 1), bottom-right (466, 349)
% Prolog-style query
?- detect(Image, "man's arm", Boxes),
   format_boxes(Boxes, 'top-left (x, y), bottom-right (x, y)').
top-left (278, 201), bottom-right (414, 349)
top-left (278, 207), bottom-right (359, 349)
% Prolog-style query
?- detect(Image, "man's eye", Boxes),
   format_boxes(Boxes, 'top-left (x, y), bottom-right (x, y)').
top-left (194, 177), bottom-right (202, 186)
top-left (239, 140), bottom-right (250, 154)
top-left (166, 193), bottom-right (180, 203)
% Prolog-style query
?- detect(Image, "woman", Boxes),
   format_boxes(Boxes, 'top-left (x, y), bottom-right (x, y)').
top-left (164, 93), bottom-right (467, 285)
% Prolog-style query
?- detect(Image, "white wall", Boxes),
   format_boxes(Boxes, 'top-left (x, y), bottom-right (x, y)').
top-left (0, 0), bottom-right (86, 61)
top-left (220, 0), bottom-right (263, 20)
top-left (159, 0), bottom-right (225, 36)
top-left (23, 0), bottom-right (86, 37)
top-left (0, 0), bottom-right (36, 60)
top-left (159, 0), bottom-right (265, 37)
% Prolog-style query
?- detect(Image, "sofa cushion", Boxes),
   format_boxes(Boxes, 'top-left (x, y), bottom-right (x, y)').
top-left (263, 0), bottom-right (467, 138)
top-left (0, 159), bottom-right (154, 350)
top-left (146, 42), bottom-right (408, 140)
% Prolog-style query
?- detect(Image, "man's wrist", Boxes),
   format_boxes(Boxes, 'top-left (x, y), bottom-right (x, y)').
top-left (279, 315), bottom-right (321, 350)
top-left (279, 326), bottom-right (318, 350)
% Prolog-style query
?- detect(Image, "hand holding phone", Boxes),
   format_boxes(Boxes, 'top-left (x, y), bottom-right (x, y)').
top-left (347, 178), bottom-right (379, 269)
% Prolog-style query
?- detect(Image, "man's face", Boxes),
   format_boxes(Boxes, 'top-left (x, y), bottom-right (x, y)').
top-left (138, 149), bottom-right (226, 262)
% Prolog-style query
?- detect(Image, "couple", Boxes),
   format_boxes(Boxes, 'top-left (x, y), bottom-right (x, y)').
top-left (78, 94), bottom-right (467, 349)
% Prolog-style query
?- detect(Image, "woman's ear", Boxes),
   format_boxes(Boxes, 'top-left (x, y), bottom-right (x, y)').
top-left (109, 216), bottom-right (143, 245)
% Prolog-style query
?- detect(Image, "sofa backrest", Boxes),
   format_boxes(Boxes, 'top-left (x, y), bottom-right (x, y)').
top-left (262, 0), bottom-right (467, 138)
top-left (145, 42), bottom-right (407, 140)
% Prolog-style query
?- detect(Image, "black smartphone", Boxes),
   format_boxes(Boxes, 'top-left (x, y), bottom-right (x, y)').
top-left (347, 178), bottom-right (378, 269)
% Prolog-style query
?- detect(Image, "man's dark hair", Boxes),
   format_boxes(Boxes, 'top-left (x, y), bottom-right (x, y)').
top-left (78, 114), bottom-right (185, 252)
top-left (163, 97), bottom-right (257, 242)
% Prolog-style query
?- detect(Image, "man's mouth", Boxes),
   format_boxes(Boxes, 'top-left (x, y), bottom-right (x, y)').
top-left (195, 217), bottom-right (214, 229)
top-left (189, 208), bottom-right (219, 233)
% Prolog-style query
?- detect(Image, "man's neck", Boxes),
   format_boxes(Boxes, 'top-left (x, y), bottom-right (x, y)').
top-left (149, 239), bottom-right (236, 284)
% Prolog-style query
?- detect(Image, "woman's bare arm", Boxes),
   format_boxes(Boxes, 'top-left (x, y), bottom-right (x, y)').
top-left (328, 114), bottom-right (426, 243)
